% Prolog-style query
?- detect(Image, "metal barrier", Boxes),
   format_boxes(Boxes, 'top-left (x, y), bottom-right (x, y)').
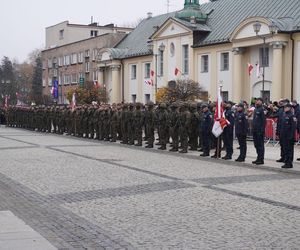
top-left (265, 118), bottom-right (279, 146)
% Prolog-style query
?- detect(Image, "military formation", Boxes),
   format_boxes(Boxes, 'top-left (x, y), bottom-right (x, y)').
top-left (2, 97), bottom-right (300, 169)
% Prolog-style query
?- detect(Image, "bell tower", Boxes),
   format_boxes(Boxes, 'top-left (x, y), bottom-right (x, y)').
top-left (184, 0), bottom-right (200, 8)
top-left (176, 0), bottom-right (207, 23)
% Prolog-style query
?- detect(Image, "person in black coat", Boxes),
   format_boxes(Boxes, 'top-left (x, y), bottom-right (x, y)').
top-left (200, 104), bottom-right (213, 157)
top-left (252, 98), bottom-right (266, 165)
top-left (222, 101), bottom-right (235, 160)
top-left (280, 103), bottom-right (297, 168)
top-left (235, 103), bottom-right (248, 162)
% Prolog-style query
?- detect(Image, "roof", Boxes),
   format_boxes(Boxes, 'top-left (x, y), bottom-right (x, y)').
top-left (115, 13), bottom-right (176, 58)
top-left (114, 0), bottom-right (300, 58)
top-left (194, 0), bottom-right (300, 47)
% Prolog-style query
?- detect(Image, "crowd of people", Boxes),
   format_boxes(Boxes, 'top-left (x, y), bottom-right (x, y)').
top-left (1, 97), bottom-right (300, 168)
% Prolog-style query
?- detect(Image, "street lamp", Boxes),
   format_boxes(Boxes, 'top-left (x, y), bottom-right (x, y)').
top-left (147, 40), bottom-right (165, 95)
top-left (253, 21), bottom-right (277, 101)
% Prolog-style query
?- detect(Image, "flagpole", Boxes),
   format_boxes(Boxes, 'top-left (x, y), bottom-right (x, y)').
top-left (216, 82), bottom-right (223, 159)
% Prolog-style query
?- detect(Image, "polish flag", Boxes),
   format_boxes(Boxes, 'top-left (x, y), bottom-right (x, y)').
top-left (144, 80), bottom-right (153, 86)
top-left (150, 70), bottom-right (155, 77)
top-left (93, 80), bottom-right (99, 88)
top-left (175, 67), bottom-right (181, 76)
top-left (212, 87), bottom-right (229, 138)
top-left (248, 63), bottom-right (254, 76)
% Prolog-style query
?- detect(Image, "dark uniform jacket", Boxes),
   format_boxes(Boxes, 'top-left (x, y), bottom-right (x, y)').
top-left (253, 106), bottom-right (266, 134)
top-left (235, 111), bottom-right (248, 136)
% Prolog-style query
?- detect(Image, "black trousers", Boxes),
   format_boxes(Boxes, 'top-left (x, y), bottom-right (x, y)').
top-left (282, 138), bottom-right (294, 166)
top-left (223, 130), bottom-right (233, 157)
top-left (202, 132), bottom-right (211, 155)
top-left (237, 134), bottom-right (247, 160)
top-left (253, 132), bottom-right (265, 161)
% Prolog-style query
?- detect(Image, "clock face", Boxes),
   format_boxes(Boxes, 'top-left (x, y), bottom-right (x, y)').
top-left (170, 42), bottom-right (175, 57)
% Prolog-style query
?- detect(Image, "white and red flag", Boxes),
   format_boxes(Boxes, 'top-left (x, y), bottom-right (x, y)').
top-left (71, 93), bottom-right (76, 111)
top-left (144, 80), bottom-right (153, 86)
top-left (248, 63), bottom-right (254, 76)
top-left (175, 67), bottom-right (181, 76)
top-left (212, 87), bottom-right (229, 138)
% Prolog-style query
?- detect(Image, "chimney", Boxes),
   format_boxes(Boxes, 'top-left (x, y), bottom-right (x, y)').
top-left (147, 12), bottom-right (153, 19)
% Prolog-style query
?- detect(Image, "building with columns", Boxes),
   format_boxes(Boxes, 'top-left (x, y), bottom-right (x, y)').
top-left (96, 0), bottom-right (300, 103)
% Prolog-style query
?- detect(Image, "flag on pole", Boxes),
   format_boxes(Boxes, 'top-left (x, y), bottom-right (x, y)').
top-left (212, 87), bottom-right (229, 138)
top-left (175, 67), bottom-right (181, 76)
top-left (144, 80), bottom-right (153, 86)
top-left (71, 93), bottom-right (76, 111)
top-left (93, 80), bottom-right (99, 88)
top-left (151, 70), bottom-right (155, 77)
top-left (248, 63), bottom-right (254, 76)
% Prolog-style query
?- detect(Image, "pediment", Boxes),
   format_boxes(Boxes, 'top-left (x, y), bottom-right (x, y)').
top-left (231, 17), bottom-right (275, 41)
top-left (151, 18), bottom-right (192, 40)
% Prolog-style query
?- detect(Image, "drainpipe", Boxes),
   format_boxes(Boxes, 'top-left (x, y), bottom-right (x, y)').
top-left (121, 59), bottom-right (125, 103)
top-left (290, 33), bottom-right (295, 100)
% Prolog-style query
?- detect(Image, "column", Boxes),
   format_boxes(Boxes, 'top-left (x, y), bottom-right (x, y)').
top-left (111, 65), bottom-right (121, 103)
top-left (98, 68), bottom-right (104, 86)
top-left (272, 42), bottom-right (285, 101)
top-left (232, 47), bottom-right (245, 103)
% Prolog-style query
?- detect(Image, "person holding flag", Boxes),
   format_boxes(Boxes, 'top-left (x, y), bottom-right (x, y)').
top-left (222, 101), bottom-right (235, 160)
top-left (211, 86), bottom-right (230, 158)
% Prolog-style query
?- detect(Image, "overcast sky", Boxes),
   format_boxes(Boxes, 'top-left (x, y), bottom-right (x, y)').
top-left (0, 0), bottom-right (209, 62)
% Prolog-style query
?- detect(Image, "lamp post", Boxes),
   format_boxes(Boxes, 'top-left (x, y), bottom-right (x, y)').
top-left (147, 40), bottom-right (166, 95)
top-left (253, 21), bottom-right (277, 101)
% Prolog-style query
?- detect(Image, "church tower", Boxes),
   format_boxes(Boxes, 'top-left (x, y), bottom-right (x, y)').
top-left (176, 0), bottom-right (207, 23)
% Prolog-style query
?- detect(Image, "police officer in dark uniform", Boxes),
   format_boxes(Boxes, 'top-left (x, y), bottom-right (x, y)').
top-left (222, 101), bottom-right (235, 160)
top-left (235, 103), bottom-right (248, 162)
top-left (280, 103), bottom-right (297, 168)
top-left (276, 99), bottom-right (288, 163)
top-left (252, 98), bottom-right (266, 165)
top-left (200, 104), bottom-right (213, 157)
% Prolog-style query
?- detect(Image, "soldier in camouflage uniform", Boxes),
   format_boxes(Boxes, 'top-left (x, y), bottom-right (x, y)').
top-left (189, 103), bottom-right (200, 151)
top-left (168, 102), bottom-right (180, 152)
top-left (110, 104), bottom-right (118, 142)
top-left (133, 103), bottom-right (144, 146)
top-left (157, 103), bottom-right (168, 150)
top-left (121, 104), bottom-right (129, 144)
top-left (145, 102), bottom-right (155, 148)
top-left (179, 103), bottom-right (191, 153)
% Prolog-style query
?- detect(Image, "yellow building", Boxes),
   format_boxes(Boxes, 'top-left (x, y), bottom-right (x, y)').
top-left (98, 0), bottom-right (300, 104)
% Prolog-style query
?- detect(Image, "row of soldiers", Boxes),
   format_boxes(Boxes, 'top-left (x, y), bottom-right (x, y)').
top-left (5, 102), bottom-right (220, 154)
top-left (3, 98), bottom-right (298, 168)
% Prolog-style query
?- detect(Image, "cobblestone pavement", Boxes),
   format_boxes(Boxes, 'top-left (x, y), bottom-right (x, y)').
top-left (1, 127), bottom-right (300, 249)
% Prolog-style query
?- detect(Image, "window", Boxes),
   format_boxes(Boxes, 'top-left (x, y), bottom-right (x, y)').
top-left (85, 50), bottom-right (90, 58)
top-left (71, 53), bottom-right (77, 64)
top-left (64, 55), bottom-right (70, 66)
top-left (48, 77), bottom-right (52, 86)
top-left (42, 79), bottom-right (46, 87)
top-left (170, 43), bottom-right (175, 57)
top-left (85, 62), bottom-right (90, 73)
top-left (90, 30), bottom-right (98, 37)
top-left (58, 57), bottom-right (63, 67)
top-left (48, 59), bottom-right (52, 68)
top-left (259, 47), bottom-right (269, 67)
top-left (64, 75), bottom-right (71, 85)
top-left (201, 55), bottom-right (209, 73)
top-left (145, 94), bottom-right (150, 104)
top-left (221, 91), bottom-right (229, 102)
top-left (132, 94), bottom-right (137, 103)
top-left (78, 52), bottom-right (83, 63)
top-left (71, 74), bottom-right (78, 84)
top-left (92, 70), bottom-right (98, 81)
top-left (59, 29), bottom-right (64, 40)
top-left (92, 49), bottom-right (98, 61)
top-left (182, 45), bottom-right (189, 75)
top-left (159, 50), bottom-right (164, 76)
top-left (144, 63), bottom-right (151, 78)
top-left (221, 52), bottom-right (229, 71)
top-left (131, 65), bottom-right (137, 79)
